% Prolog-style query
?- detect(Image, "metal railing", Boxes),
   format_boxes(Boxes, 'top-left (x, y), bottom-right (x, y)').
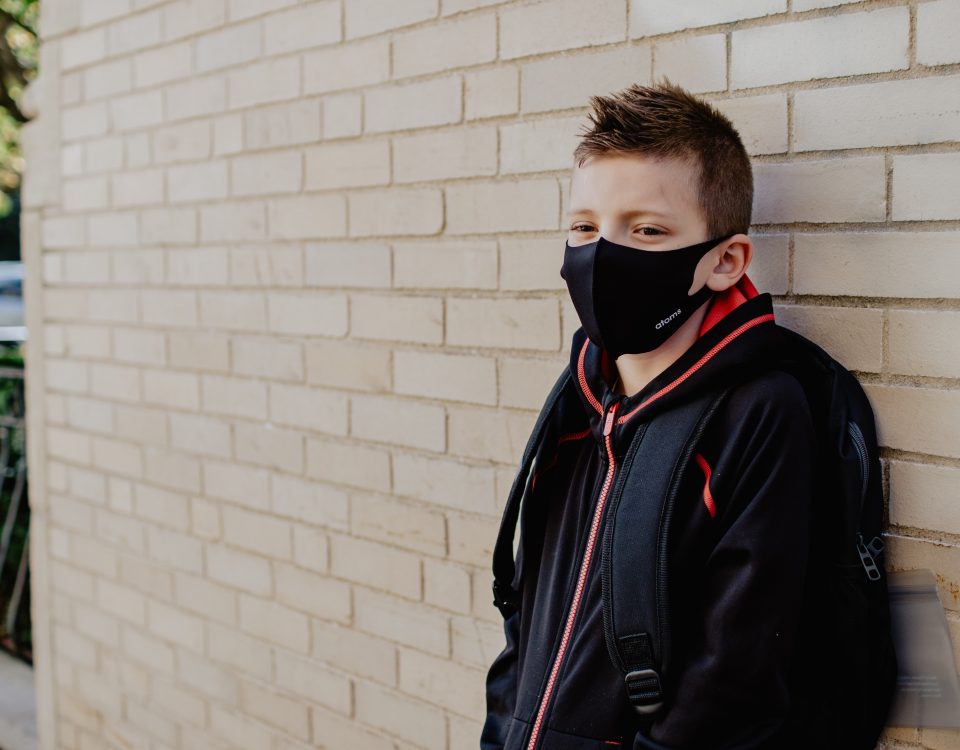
top-left (0, 345), bottom-right (30, 665)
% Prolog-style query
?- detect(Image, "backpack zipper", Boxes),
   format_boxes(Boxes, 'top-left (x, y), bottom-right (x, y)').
top-left (525, 400), bottom-right (620, 750)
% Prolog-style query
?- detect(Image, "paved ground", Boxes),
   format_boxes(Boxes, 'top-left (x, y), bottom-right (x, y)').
top-left (0, 649), bottom-right (36, 750)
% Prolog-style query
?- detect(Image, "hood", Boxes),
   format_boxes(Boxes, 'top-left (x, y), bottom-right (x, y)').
top-left (569, 274), bottom-right (782, 447)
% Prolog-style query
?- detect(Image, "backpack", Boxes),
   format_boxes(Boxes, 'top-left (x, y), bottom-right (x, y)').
top-left (491, 325), bottom-right (898, 749)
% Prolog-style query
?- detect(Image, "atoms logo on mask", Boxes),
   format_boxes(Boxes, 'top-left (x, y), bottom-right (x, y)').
top-left (655, 309), bottom-right (683, 330)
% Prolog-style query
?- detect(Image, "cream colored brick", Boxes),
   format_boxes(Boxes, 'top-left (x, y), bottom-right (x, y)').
top-left (61, 251), bottom-right (110, 284)
top-left (630, 0), bottom-right (784, 36)
top-left (773, 304), bottom-right (883, 373)
top-left (228, 56), bottom-right (300, 110)
top-left (47, 359), bottom-right (89, 395)
top-left (394, 127), bottom-right (497, 183)
top-left (500, 115), bottom-right (584, 175)
top-left (195, 21), bottom-right (261, 73)
top-left (394, 350), bottom-right (497, 405)
top-left (84, 59), bottom-right (131, 100)
top-left (267, 291), bottom-right (347, 336)
top-left (231, 150), bottom-right (302, 196)
top-left (654, 33), bottom-right (726, 93)
top-left (753, 157), bottom-right (885, 225)
top-left (499, 237), bottom-right (565, 291)
top-left (310, 707), bottom-right (395, 750)
top-left (230, 244), bottom-right (304, 287)
top-left (709, 93), bottom-right (787, 156)
top-left (448, 406), bottom-right (535, 464)
top-left (89, 363), bottom-right (140, 403)
top-left (313, 620), bottom-right (396, 683)
top-left (355, 680), bottom-right (446, 748)
top-left (167, 247), bottom-right (230, 286)
top-left (87, 211), bottom-right (138, 246)
top-left (393, 12), bottom-right (496, 79)
top-left (239, 594), bottom-right (310, 653)
top-left (96, 579), bottom-right (146, 626)
top-left (134, 483), bottom-right (190, 531)
top-left (191, 497), bottom-right (221, 539)
top-left (141, 207), bottom-right (198, 245)
top-left (500, 0), bottom-right (625, 60)
top-left (865, 384), bottom-right (960, 459)
top-left (306, 437), bottom-right (392, 492)
top-left (142, 290), bottom-right (197, 328)
top-left (364, 76), bottom-right (461, 134)
top-left (201, 374), bottom-right (268, 421)
top-left (272, 473), bottom-right (348, 530)
top-left (120, 627), bottom-right (175, 675)
top-left (393, 452), bottom-right (497, 512)
top-left (304, 242), bottom-right (390, 288)
top-left (351, 394), bottom-right (445, 452)
top-left (917, 0), bottom-right (960, 66)
top-left (133, 42), bottom-right (192, 88)
top-left (303, 38), bottom-right (390, 95)
top-left (466, 67), bottom-right (519, 120)
top-left (345, 0), bottom-right (437, 39)
top-left (394, 240), bottom-right (497, 290)
top-left (147, 599), bottom-right (204, 652)
top-left (499, 356), bottom-right (566, 410)
top-left (731, 8), bottom-right (908, 89)
top-left (200, 290), bottom-right (267, 332)
top-left (892, 152), bottom-right (960, 221)
top-left (351, 492), bottom-right (447, 556)
top-left (306, 339), bottom-right (391, 392)
top-left (267, 194), bottom-right (346, 240)
top-left (166, 76), bottom-right (226, 122)
top-left (272, 650), bottom-right (349, 718)
top-left (208, 691), bottom-right (274, 747)
top-left (322, 92), bottom-right (363, 138)
top-left (349, 188), bottom-right (444, 237)
top-left (452, 614), bottom-right (503, 669)
top-left (885, 534), bottom-right (960, 613)
top-left (423, 558), bottom-right (472, 613)
top-left (398, 648), bottom-right (485, 717)
top-left (264, 1), bottom-right (340, 55)
top-left (169, 412), bottom-right (230, 458)
top-left (110, 91), bottom-right (163, 132)
top-left (231, 336), bottom-right (303, 380)
top-left (234, 421), bottom-right (304, 474)
top-left (203, 459), bottom-right (271, 511)
top-left (207, 544), bottom-right (272, 596)
top-left (291, 525), bottom-right (330, 573)
top-left (521, 45), bottom-right (650, 115)
top-left (167, 161), bottom-right (228, 203)
top-left (277, 561), bottom-right (351, 622)
top-left (222, 505), bottom-right (293, 559)
top-left (447, 178), bottom-right (559, 234)
top-left (214, 113), bottom-right (243, 155)
top-left (42, 215), bottom-right (86, 248)
top-left (351, 293), bottom-right (442, 344)
top-left (145, 446), bottom-right (201, 493)
top-left (794, 232), bottom-right (960, 298)
top-left (304, 139), bottom-right (390, 190)
top-left (270, 382), bottom-right (348, 435)
top-left (745, 233), bottom-right (789, 295)
top-left (889, 461), bottom-right (960, 536)
top-left (354, 587), bottom-right (449, 655)
top-left (244, 100), bottom-right (320, 150)
top-left (169, 332), bottom-right (229, 373)
top-left (448, 297), bottom-right (560, 351)
top-left (62, 102), bottom-right (110, 143)
top-left (92, 435), bottom-right (143, 478)
top-left (888, 310), bottom-right (960, 379)
top-left (793, 0), bottom-right (859, 9)
top-left (107, 8), bottom-right (161, 55)
top-left (794, 75), bottom-right (960, 151)
top-left (330, 533), bottom-right (421, 599)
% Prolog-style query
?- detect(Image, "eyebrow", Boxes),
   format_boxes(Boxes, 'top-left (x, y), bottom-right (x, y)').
top-left (566, 207), bottom-right (673, 219)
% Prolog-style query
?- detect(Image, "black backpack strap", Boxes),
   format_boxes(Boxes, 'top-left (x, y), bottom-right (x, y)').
top-left (601, 386), bottom-right (733, 717)
top-left (491, 367), bottom-right (573, 620)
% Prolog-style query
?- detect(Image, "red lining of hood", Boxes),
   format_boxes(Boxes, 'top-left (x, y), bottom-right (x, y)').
top-left (697, 274), bottom-right (760, 338)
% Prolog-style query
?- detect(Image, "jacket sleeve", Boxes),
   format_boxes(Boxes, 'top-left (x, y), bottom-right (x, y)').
top-left (480, 607), bottom-right (521, 749)
top-left (633, 373), bottom-right (816, 750)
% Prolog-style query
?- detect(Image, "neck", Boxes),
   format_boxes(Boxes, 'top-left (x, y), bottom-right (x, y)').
top-left (613, 299), bottom-right (711, 398)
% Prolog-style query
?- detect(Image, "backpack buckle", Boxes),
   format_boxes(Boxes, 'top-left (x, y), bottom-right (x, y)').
top-left (492, 579), bottom-right (518, 618)
top-left (856, 533), bottom-right (882, 581)
top-left (624, 668), bottom-right (664, 715)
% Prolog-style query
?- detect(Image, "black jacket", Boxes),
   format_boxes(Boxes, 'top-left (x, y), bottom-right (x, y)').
top-left (481, 280), bottom-right (817, 750)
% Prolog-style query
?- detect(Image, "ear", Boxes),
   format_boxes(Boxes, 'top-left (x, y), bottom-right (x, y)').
top-left (705, 234), bottom-right (752, 292)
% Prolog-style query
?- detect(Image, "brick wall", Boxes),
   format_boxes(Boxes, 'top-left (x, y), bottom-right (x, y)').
top-left (18, 0), bottom-right (959, 748)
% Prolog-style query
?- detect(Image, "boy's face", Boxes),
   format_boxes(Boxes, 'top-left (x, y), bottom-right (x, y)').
top-left (566, 152), bottom-right (719, 295)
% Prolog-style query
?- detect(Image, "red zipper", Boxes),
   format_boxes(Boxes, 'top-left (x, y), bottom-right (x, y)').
top-left (525, 399), bottom-right (620, 750)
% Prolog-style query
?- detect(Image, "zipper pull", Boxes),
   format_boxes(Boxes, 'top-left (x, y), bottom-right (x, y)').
top-left (603, 402), bottom-right (618, 437)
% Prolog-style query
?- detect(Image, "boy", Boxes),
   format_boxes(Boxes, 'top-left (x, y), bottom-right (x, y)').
top-left (481, 80), bottom-right (816, 749)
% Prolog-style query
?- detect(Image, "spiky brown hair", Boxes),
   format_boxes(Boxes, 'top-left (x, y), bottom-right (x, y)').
top-left (572, 78), bottom-right (753, 237)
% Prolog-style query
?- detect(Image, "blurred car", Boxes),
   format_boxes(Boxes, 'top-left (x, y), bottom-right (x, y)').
top-left (0, 261), bottom-right (25, 342)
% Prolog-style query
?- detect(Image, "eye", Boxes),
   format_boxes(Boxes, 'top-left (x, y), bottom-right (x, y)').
top-left (636, 226), bottom-right (664, 236)
top-left (570, 223), bottom-right (594, 232)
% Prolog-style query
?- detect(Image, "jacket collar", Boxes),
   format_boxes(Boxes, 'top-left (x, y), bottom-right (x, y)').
top-left (570, 275), bottom-right (780, 446)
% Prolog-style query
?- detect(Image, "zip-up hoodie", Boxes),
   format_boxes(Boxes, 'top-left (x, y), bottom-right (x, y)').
top-left (481, 277), bottom-right (817, 750)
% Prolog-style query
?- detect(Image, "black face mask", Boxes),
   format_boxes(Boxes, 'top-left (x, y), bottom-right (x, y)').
top-left (560, 233), bottom-right (735, 358)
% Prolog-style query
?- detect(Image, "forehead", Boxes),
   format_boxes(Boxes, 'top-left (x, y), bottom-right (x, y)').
top-left (567, 152), bottom-right (701, 219)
